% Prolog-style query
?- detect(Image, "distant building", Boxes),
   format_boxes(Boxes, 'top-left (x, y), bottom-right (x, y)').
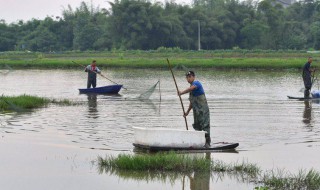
top-left (276, 0), bottom-right (296, 7)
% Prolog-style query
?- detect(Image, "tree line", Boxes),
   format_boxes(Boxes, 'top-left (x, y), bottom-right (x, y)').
top-left (0, 0), bottom-right (320, 52)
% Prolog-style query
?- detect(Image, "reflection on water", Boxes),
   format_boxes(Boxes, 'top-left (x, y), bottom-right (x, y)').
top-left (303, 100), bottom-right (313, 127)
top-left (87, 94), bottom-right (98, 118)
top-left (189, 153), bottom-right (211, 190)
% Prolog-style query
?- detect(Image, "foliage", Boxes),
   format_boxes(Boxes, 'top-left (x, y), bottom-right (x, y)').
top-left (1, 0), bottom-right (320, 51)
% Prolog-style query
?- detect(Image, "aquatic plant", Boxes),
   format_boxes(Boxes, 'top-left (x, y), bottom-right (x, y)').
top-left (50, 98), bottom-right (77, 106)
top-left (0, 94), bottom-right (74, 112)
top-left (97, 152), bottom-right (260, 177)
top-left (262, 169), bottom-right (320, 190)
top-left (97, 152), bottom-right (320, 189)
top-left (0, 94), bottom-right (50, 111)
top-left (98, 152), bottom-right (211, 172)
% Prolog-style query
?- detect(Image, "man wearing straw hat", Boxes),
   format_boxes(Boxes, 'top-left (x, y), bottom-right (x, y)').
top-left (179, 71), bottom-right (211, 148)
top-left (85, 60), bottom-right (101, 88)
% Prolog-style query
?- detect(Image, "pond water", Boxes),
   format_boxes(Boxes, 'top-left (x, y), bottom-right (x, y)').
top-left (1, 68), bottom-right (320, 190)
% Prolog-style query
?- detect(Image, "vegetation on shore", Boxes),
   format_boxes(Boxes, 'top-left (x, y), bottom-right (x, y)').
top-left (0, 94), bottom-right (73, 112)
top-left (0, 50), bottom-right (318, 70)
top-left (1, 1), bottom-right (320, 52)
top-left (97, 152), bottom-right (320, 190)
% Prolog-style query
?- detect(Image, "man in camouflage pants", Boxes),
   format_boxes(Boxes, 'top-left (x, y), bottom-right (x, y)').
top-left (302, 57), bottom-right (315, 98)
top-left (179, 71), bottom-right (211, 147)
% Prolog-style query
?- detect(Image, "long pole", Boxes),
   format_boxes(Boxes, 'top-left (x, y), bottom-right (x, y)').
top-left (159, 79), bottom-right (161, 102)
top-left (167, 58), bottom-right (188, 130)
top-left (198, 20), bottom-right (201, 51)
top-left (72, 61), bottom-right (127, 90)
top-left (311, 69), bottom-right (316, 90)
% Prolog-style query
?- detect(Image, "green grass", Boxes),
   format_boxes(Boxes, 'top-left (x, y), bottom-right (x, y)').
top-left (0, 57), bottom-right (308, 70)
top-left (0, 94), bottom-right (74, 112)
top-left (0, 50), bottom-right (318, 70)
top-left (97, 152), bottom-right (260, 176)
top-left (0, 95), bottom-right (50, 110)
top-left (98, 152), bottom-right (211, 172)
top-left (97, 152), bottom-right (320, 189)
top-left (263, 169), bottom-right (320, 190)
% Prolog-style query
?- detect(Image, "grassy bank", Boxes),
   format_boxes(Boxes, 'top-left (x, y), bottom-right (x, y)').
top-left (97, 152), bottom-right (320, 189)
top-left (0, 95), bottom-right (73, 112)
top-left (0, 50), bottom-right (318, 70)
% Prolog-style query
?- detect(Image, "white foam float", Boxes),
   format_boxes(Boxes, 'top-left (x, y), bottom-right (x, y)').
top-left (133, 127), bottom-right (206, 148)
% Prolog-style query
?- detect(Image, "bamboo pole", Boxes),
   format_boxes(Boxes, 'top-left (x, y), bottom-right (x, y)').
top-left (167, 58), bottom-right (188, 130)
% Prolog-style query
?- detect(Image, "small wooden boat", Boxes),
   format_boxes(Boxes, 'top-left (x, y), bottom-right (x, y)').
top-left (288, 90), bottom-right (320, 100)
top-left (79, 85), bottom-right (122, 94)
top-left (133, 142), bottom-right (239, 152)
top-left (287, 96), bottom-right (320, 101)
top-left (132, 127), bottom-right (239, 152)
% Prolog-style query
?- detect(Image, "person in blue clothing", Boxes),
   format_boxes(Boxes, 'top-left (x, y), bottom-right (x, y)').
top-left (302, 57), bottom-right (315, 98)
top-left (179, 71), bottom-right (211, 147)
top-left (85, 60), bottom-right (101, 88)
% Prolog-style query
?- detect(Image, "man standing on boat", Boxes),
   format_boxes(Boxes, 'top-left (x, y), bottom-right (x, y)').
top-left (302, 57), bottom-right (315, 98)
top-left (85, 60), bottom-right (101, 88)
top-left (178, 71), bottom-right (211, 148)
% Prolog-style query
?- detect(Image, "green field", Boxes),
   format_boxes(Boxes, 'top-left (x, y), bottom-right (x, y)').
top-left (0, 50), bottom-right (318, 70)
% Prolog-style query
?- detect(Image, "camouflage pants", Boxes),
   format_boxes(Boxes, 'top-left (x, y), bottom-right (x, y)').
top-left (303, 75), bottom-right (312, 98)
top-left (189, 94), bottom-right (210, 143)
top-left (87, 77), bottom-right (97, 88)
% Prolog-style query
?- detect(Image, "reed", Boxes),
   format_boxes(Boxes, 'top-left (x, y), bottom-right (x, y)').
top-left (263, 169), bottom-right (320, 190)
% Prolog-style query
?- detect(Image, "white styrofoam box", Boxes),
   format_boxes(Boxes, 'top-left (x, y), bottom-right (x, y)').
top-left (133, 127), bottom-right (206, 148)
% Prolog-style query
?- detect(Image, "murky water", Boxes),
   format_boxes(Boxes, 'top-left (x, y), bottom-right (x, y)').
top-left (1, 69), bottom-right (320, 190)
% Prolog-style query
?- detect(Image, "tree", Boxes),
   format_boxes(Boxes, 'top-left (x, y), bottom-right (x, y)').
top-left (311, 21), bottom-right (320, 49)
top-left (257, 0), bottom-right (285, 49)
top-left (240, 20), bottom-right (268, 49)
top-left (0, 21), bottom-right (16, 51)
top-left (72, 2), bottom-right (103, 50)
top-left (20, 18), bottom-right (58, 52)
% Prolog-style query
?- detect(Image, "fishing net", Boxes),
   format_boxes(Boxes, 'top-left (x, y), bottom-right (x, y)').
top-left (138, 81), bottom-right (160, 100)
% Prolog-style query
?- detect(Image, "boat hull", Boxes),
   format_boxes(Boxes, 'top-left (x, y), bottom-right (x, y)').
top-left (133, 142), bottom-right (239, 152)
top-left (287, 95), bottom-right (320, 100)
top-left (79, 85), bottom-right (122, 94)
